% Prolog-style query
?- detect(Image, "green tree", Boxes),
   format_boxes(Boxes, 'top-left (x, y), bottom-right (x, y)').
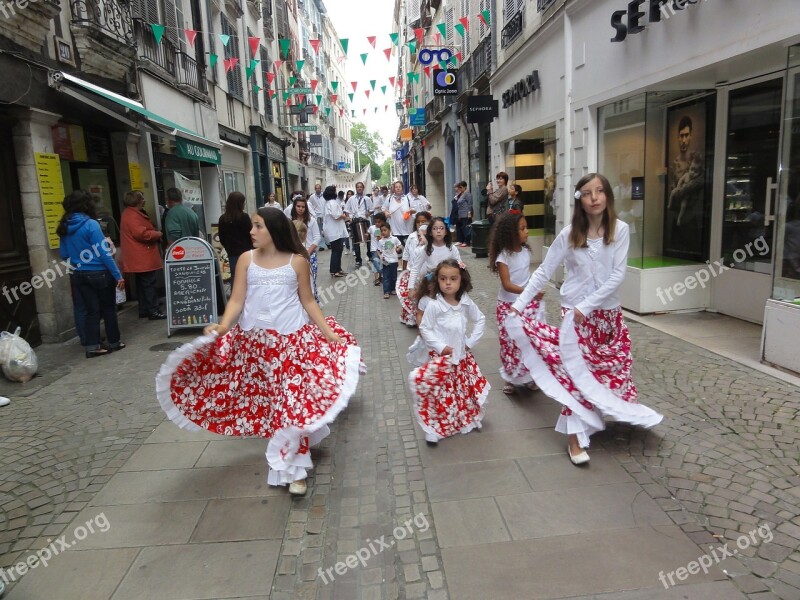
top-left (351, 122), bottom-right (384, 170)
top-left (377, 157), bottom-right (392, 186)
top-left (369, 160), bottom-right (382, 181)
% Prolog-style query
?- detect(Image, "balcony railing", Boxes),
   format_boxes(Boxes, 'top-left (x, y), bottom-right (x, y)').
top-left (501, 10), bottom-right (523, 48)
top-left (134, 19), bottom-right (207, 94)
top-left (472, 33), bottom-right (492, 81)
top-left (70, 0), bottom-right (133, 45)
top-left (178, 51), bottom-right (208, 94)
top-left (537, 0), bottom-right (557, 12)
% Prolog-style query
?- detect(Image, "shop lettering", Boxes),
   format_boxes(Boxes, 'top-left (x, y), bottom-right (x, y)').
top-left (501, 70), bottom-right (540, 109)
top-left (184, 144), bottom-right (218, 160)
top-left (610, 0), bottom-right (701, 43)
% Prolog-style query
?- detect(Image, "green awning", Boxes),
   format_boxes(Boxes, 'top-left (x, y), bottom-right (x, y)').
top-left (59, 73), bottom-right (221, 164)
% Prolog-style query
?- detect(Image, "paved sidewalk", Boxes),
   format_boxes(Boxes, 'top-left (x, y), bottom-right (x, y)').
top-left (0, 247), bottom-right (797, 599)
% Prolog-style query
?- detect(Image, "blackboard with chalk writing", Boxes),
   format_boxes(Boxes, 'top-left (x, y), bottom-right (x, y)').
top-left (164, 237), bottom-right (219, 337)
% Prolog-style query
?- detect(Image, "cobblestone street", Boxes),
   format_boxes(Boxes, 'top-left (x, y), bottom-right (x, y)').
top-left (1, 249), bottom-right (798, 599)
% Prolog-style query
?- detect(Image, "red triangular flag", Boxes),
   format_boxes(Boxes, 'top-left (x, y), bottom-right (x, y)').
top-left (389, 76), bottom-right (395, 87)
top-left (365, 90), bottom-right (371, 98)
top-left (248, 36), bottom-right (260, 56)
top-left (456, 51), bottom-right (463, 62)
top-left (351, 81), bottom-right (358, 92)
top-left (268, 89), bottom-right (276, 99)
top-left (310, 39), bottom-right (321, 54)
top-left (363, 108), bottom-right (367, 115)
top-left (266, 72), bottom-right (275, 85)
top-left (274, 60), bottom-right (283, 70)
top-left (384, 48), bottom-right (392, 61)
top-left (477, 12), bottom-right (487, 27)
top-left (330, 94), bottom-right (338, 103)
top-left (405, 98), bottom-right (410, 107)
top-left (339, 107), bottom-right (344, 116)
top-left (312, 105), bottom-right (319, 114)
top-left (367, 36), bottom-right (376, 48)
top-left (297, 94), bottom-right (305, 103)
top-left (434, 33), bottom-right (441, 46)
top-left (310, 79), bottom-right (319, 92)
top-left (414, 28), bottom-right (424, 44)
top-left (423, 66), bottom-right (431, 78)
top-left (185, 29), bottom-right (198, 47)
top-left (385, 105), bottom-right (388, 112)
top-left (224, 58), bottom-right (239, 73)
top-left (459, 16), bottom-right (469, 30)
top-left (397, 77), bottom-right (404, 88)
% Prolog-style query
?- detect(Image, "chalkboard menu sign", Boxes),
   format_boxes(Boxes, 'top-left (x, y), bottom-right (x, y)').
top-left (165, 237), bottom-right (219, 337)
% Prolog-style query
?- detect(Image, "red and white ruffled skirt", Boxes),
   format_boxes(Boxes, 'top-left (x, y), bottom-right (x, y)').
top-left (506, 307), bottom-right (662, 448)
top-left (409, 352), bottom-right (490, 442)
top-left (396, 270), bottom-right (417, 325)
top-left (497, 299), bottom-right (545, 385)
top-left (155, 317), bottom-right (361, 485)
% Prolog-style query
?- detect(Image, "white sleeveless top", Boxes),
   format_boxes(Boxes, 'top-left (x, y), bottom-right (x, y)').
top-left (238, 252), bottom-right (309, 334)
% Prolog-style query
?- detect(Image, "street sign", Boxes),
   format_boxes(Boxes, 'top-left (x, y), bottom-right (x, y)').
top-left (290, 125), bottom-right (318, 131)
top-left (288, 87), bottom-right (312, 94)
top-left (409, 108), bottom-right (426, 127)
top-left (433, 69), bottom-right (458, 96)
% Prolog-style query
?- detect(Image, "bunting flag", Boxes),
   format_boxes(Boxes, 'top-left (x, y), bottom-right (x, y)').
top-left (434, 33), bottom-right (441, 46)
top-left (383, 48), bottom-right (392, 61)
top-left (456, 51), bottom-right (462, 62)
top-left (223, 57), bottom-right (239, 73)
top-left (363, 109), bottom-right (367, 116)
top-left (253, 84), bottom-right (260, 93)
top-left (348, 93), bottom-right (354, 102)
top-left (268, 89), bottom-right (276, 99)
top-left (480, 9), bottom-right (491, 26)
top-left (296, 59), bottom-right (305, 72)
top-left (150, 24), bottom-right (165, 44)
top-left (454, 23), bottom-right (465, 37)
top-left (310, 79), bottom-right (319, 92)
top-left (266, 72), bottom-right (275, 85)
top-left (380, 85), bottom-right (387, 95)
top-left (289, 76), bottom-right (297, 86)
top-left (209, 54), bottom-right (218, 68)
top-left (384, 105), bottom-right (388, 112)
top-left (331, 81), bottom-right (339, 92)
top-left (184, 29), bottom-right (198, 47)
top-left (310, 39), bottom-right (321, 54)
top-left (273, 60), bottom-right (283, 70)
top-left (351, 81), bottom-right (358, 91)
top-left (219, 33), bottom-right (230, 47)
top-left (312, 105), bottom-right (319, 114)
top-left (369, 80), bottom-right (376, 90)
top-left (315, 93), bottom-right (322, 105)
top-left (459, 16), bottom-right (470, 30)
top-left (340, 38), bottom-right (349, 54)
top-left (389, 32), bottom-right (399, 46)
top-left (414, 94), bottom-right (419, 104)
top-left (325, 107), bottom-right (331, 116)
top-left (360, 53), bottom-right (368, 65)
top-left (423, 66), bottom-right (431, 78)
top-left (367, 35), bottom-right (376, 48)
top-left (436, 23), bottom-right (446, 38)
top-left (374, 107), bottom-right (378, 113)
top-left (405, 98), bottom-right (410, 107)
top-left (408, 41), bottom-right (417, 54)
top-left (388, 76), bottom-right (395, 87)
top-left (330, 94), bottom-right (338, 103)
top-left (338, 55), bottom-right (346, 64)
top-left (297, 94), bottom-right (305, 103)
top-left (339, 107), bottom-right (344, 116)
top-left (248, 36), bottom-right (261, 56)
top-left (397, 76), bottom-right (403, 88)
top-left (414, 28), bottom-right (424, 44)
top-left (278, 39), bottom-right (290, 58)
top-left (365, 90), bottom-right (371, 98)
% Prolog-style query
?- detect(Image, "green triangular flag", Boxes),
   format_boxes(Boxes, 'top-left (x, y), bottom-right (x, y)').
top-left (325, 107), bottom-right (331, 117)
top-left (279, 38), bottom-right (291, 58)
top-left (374, 107), bottom-right (378, 113)
top-left (283, 92), bottom-right (290, 102)
top-left (289, 76), bottom-right (297, 86)
top-left (348, 93), bottom-right (354, 102)
top-left (408, 41), bottom-right (417, 54)
top-left (250, 58), bottom-right (260, 69)
top-left (389, 32), bottom-right (399, 46)
top-left (439, 60), bottom-right (446, 71)
top-left (253, 85), bottom-right (260, 93)
top-left (481, 9), bottom-right (491, 26)
top-left (340, 38), bottom-right (349, 54)
top-left (351, 110), bottom-right (355, 117)
top-left (406, 71), bottom-right (414, 81)
top-left (381, 85), bottom-right (387, 95)
top-left (209, 54), bottom-right (218, 68)
top-left (436, 23), bottom-right (447, 38)
top-left (414, 95), bottom-right (419, 105)
top-left (332, 81), bottom-right (339, 92)
top-left (296, 60), bottom-right (305, 72)
top-left (150, 24), bottom-right (165, 45)
top-left (360, 53), bottom-right (368, 65)
top-left (454, 23), bottom-right (465, 37)
top-left (246, 66), bottom-right (255, 80)
top-left (218, 33), bottom-right (230, 46)
top-left (316, 93), bottom-right (322, 105)
top-left (369, 80), bottom-right (376, 90)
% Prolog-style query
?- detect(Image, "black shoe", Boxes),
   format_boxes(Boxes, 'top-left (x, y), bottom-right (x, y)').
top-left (355, 262), bottom-right (363, 268)
top-left (148, 311), bottom-right (167, 320)
top-left (426, 440), bottom-right (438, 447)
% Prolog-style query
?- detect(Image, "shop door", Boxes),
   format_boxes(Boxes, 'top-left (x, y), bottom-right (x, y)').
top-left (714, 77), bottom-right (783, 323)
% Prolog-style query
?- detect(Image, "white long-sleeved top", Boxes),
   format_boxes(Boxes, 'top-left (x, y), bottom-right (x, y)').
top-left (402, 229), bottom-right (426, 262)
top-left (302, 218), bottom-right (321, 252)
top-left (383, 194), bottom-right (415, 236)
top-left (307, 193), bottom-right (325, 218)
top-left (512, 221), bottom-right (629, 316)
top-left (345, 194), bottom-right (373, 220)
top-left (419, 293), bottom-right (485, 362)
top-left (407, 194), bottom-right (431, 213)
top-left (408, 243), bottom-right (461, 288)
top-left (323, 199), bottom-right (348, 242)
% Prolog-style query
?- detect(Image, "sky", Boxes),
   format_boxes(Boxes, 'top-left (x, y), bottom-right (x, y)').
top-left (324, 0), bottom-right (400, 160)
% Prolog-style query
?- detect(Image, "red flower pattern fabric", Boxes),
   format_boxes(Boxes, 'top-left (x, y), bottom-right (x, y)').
top-left (396, 270), bottom-right (417, 325)
top-left (497, 299), bottom-right (541, 384)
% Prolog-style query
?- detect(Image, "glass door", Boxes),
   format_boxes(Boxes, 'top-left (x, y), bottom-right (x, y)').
top-left (721, 78), bottom-right (783, 273)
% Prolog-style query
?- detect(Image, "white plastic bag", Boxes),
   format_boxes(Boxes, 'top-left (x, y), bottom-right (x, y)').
top-left (0, 328), bottom-right (38, 383)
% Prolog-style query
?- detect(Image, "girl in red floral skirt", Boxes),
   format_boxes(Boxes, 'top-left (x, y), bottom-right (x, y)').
top-left (397, 211), bottom-right (431, 326)
top-left (507, 173), bottom-right (662, 466)
top-left (409, 259), bottom-right (489, 445)
top-left (488, 211), bottom-right (546, 396)
top-left (156, 207), bottom-right (362, 496)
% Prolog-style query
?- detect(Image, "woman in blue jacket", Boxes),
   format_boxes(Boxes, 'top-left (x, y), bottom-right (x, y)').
top-left (57, 190), bottom-right (126, 358)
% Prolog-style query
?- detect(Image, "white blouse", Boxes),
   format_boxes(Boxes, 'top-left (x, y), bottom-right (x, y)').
top-left (408, 243), bottom-right (461, 288)
top-left (402, 229), bottom-right (426, 262)
top-left (495, 247), bottom-right (531, 303)
top-left (419, 293), bottom-right (485, 362)
top-left (512, 221), bottom-right (629, 316)
top-left (383, 194), bottom-right (415, 236)
top-left (323, 199), bottom-right (348, 242)
top-left (301, 218), bottom-right (321, 252)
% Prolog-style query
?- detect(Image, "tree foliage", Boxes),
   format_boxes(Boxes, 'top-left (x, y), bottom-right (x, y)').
top-left (377, 157), bottom-right (392, 186)
top-left (351, 123), bottom-right (384, 163)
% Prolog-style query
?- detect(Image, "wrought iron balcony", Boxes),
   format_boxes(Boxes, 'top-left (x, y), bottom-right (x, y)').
top-left (134, 19), bottom-right (207, 95)
top-left (537, 0), bottom-right (557, 12)
top-left (70, 0), bottom-right (133, 45)
top-left (472, 33), bottom-right (492, 82)
top-left (501, 10), bottom-right (523, 48)
top-left (177, 51), bottom-right (208, 94)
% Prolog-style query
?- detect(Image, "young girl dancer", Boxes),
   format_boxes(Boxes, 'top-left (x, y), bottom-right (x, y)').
top-left (488, 212), bottom-right (544, 395)
top-left (291, 197), bottom-right (321, 300)
top-left (408, 217), bottom-right (462, 293)
top-left (156, 207), bottom-right (362, 496)
top-left (409, 259), bottom-right (489, 445)
top-left (506, 173), bottom-right (662, 465)
top-left (397, 211), bottom-right (431, 326)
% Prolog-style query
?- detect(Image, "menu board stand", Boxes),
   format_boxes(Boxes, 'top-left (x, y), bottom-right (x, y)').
top-left (164, 237), bottom-right (221, 338)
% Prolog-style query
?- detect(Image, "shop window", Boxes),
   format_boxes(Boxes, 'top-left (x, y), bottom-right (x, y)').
top-left (224, 171), bottom-right (246, 198)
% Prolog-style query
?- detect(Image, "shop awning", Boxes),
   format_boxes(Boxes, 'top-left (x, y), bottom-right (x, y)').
top-left (52, 72), bottom-right (222, 165)
top-left (287, 160), bottom-right (302, 177)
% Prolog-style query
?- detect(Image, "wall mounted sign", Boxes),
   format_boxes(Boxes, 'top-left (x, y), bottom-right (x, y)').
top-left (409, 108), bottom-right (426, 127)
top-left (34, 153), bottom-right (66, 249)
top-left (466, 95), bottom-right (499, 123)
top-left (433, 69), bottom-right (458, 96)
top-left (175, 137), bottom-right (221, 165)
top-left (501, 70), bottom-right (540, 109)
top-left (418, 48), bottom-right (453, 66)
top-left (610, 0), bottom-right (699, 43)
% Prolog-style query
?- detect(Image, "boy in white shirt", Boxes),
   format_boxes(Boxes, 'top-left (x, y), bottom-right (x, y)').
top-left (368, 213), bottom-right (386, 286)
top-left (377, 222), bottom-right (403, 299)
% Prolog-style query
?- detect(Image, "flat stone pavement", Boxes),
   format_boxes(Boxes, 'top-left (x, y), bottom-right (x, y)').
top-left (0, 246), bottom-right (798, 600)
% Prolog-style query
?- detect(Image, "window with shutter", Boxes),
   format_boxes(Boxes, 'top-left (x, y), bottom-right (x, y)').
top-left (479, 0), bottom-right (489, 38)
top-left (163, 0), bottom-right (179, 46)
top-left (503, 0), bottom-right (515, 24)
top-left (407, 0), bottom-right (420, 24)
top-left (460, 0), bottom-right (469, 56)
top-left (445, 7), bottom-right (453, 42)
top-left (221, 14), bottom-right (244, 99)
top-left (261, 47), bottom-right (274, 122)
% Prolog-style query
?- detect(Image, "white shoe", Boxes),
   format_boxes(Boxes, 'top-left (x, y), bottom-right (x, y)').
top-left (288, 480), bottom-right (307, 496)
top-left (568, 446), bottom-right (590, 466)
top-left (0, 396), bottom-right (9, 407)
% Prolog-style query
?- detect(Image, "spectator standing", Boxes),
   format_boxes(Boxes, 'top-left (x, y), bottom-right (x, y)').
top-left (218, 191), bottom-right (253, 288)
top-left (164, 187), bottom-right (200, 243)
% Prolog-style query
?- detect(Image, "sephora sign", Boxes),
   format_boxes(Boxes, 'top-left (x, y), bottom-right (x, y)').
top-left (610, 0), bottom-right (703, 43)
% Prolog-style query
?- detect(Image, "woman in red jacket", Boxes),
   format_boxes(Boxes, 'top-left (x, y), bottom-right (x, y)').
top-left (120, 190), bottom-right (166, 320)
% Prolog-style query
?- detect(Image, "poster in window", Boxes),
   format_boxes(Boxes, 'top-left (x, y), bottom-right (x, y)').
top-left (664, 99), bottom-right (713, 261)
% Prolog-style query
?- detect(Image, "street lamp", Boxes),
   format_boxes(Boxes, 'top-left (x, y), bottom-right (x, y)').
top-left (395, 101), bottom-right (404, 118)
